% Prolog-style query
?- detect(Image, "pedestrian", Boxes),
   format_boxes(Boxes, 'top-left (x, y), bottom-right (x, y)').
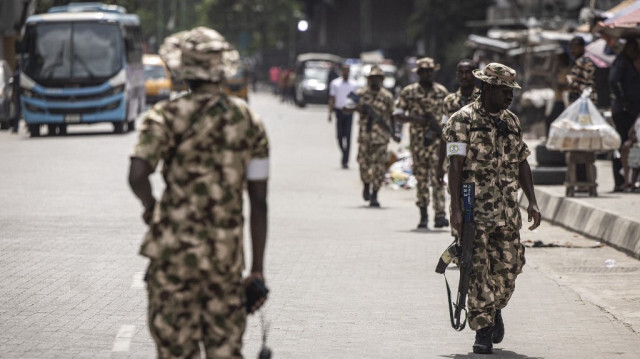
top-left (328, 63), bottom-right (360, 169)
top-left (353, 66), bottom-right (397, 207)
top-left (442, 62), bottom-right (541, 354)
top-left (269, 65), bottom-right (280, 95)
top-left (128, 27), bottom-right (269, 359)
top-left (437, 59), bottom-right (480, 185)
top-left (609, 38), bottom-right (640, 192)
top-left (567, 36), bottom-right (598, 104)
top-left (394, 57), bottom-right (449, 229)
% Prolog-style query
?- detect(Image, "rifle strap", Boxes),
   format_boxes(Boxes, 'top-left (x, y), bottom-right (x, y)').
top-left (444, 273), bottom-right (467, 332)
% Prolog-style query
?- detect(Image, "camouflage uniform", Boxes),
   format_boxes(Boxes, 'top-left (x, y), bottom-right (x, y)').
top-left (356, 85), bottom-right (394, 191)
top-left (568, 55), bottom-right (597, 103)
top-left (133, 27), bottom-right (269, 358)
top-left (395, 81), bottom-right (448, 216)
top-left (441, 87), bottom-right (481, 173)
top-left (443, 63), bottom-right (530, 331)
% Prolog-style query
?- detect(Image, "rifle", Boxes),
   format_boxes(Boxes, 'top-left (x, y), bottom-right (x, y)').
top-left (435, 182), bottom-right (475, 331)
top-left (347, 92), bottom-right (392, 134)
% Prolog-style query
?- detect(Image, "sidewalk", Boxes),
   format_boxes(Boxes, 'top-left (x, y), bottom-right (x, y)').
top-left (522, 139), bottom-right (640, 259)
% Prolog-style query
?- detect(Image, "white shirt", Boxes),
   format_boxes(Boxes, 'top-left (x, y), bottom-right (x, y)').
top-left (329, 77), bottom-right (360, 109)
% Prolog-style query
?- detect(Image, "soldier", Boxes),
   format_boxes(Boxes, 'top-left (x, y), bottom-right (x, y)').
top-left (443, 63), bottom-right (541, 354)
top-left (567, 35), bottom-right (597, 104)
top-left (437, 59), bottom-right (480, 185)
top-left (128, 27), bottom-right (269, 358)
top-left (394, 57), bottom-right (449, 229)
top-left (353, 66), bottom-right (397, 207)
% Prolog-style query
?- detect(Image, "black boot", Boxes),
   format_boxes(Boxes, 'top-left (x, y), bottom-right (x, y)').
top-left (473, 326), bottom-right (493, 354)
top-left (369, 190), bottom-right (380, 208)
top-left (417, 206), bottom-right (428, 229)
top-left (493, 309), bottom-right (504, 344)
top-left (362, 183), bottom-right (371, 201)
top-left (434, 216), bottom-right (449, 228)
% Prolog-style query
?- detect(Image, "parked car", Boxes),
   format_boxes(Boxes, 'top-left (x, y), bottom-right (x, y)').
top-left (293, 53), bottom-right (343, 107)
top-left (143, 54), bottom-right (172, 104)
top-left (0, 60), bottom-right (13, 130)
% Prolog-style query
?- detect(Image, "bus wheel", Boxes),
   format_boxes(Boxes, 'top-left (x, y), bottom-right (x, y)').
top-left (59, 124), bottom-right (67, 135)
top-left (47, 124), bottom-right (58, 136)
top-left (113, 121), bottom-right (126, 134)
top-left (29, 124), bottom-right (40, 137)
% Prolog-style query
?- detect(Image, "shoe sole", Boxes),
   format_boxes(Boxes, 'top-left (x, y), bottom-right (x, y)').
top-left (473, 346), bottom-right (493, 354)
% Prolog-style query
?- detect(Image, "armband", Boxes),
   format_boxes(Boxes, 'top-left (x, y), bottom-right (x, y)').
top-left (246, 158), bottom-right (269, 180)
top-left (446, 142), bottom-right (468, 157)
top-left (441, 114), bottom-right (449, 125)
top-left (393, 108), bottom-right (405, 116)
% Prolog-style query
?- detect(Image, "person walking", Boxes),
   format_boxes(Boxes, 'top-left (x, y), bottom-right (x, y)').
top-left (353, 66), bottom-right (397, 207)
top-left (329, 64), bottom-right (360, 169)
top-left (394, 57), bottom-right (449, 229)
top-left (443, 62), bottom-right (541, 354)
top-left (610, 38), bottom-right (640, 192)
top-left (567, 36), bottom-right (598, 104)
top-left (437, 59), bottom-right (480, 185)
top-left (128, 27), bottom-right (269, 358)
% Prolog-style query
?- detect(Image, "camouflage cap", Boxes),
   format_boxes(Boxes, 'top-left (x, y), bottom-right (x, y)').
top-left (367, 65), bottom-right (385, 78)
top-left (159, 26), bottom-right (239, 82)
top-left (472, 62), bottom-right (521, 89)
top-left (413, 57), bottom-right (440, 72)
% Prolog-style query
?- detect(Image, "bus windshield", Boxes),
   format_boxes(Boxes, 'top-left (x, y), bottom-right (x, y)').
top-left (23, 22), bottom-right (123, 85)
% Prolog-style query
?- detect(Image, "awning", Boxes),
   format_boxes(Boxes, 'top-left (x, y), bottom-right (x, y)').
top-left (593, 0), bottom-right (640, 38)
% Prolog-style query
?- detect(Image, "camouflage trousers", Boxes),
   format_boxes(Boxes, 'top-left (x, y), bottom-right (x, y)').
top-left (411, 144), bottom-right (446, 217)
top-left (357, 141), bottom-right (388, 190)
top-left (467, 224), bottom-right (526, 331)
top-left (145, 260), bottom-right (246, 359)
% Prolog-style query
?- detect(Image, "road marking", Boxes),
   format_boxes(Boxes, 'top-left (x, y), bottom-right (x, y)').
top-left (131, 271), bottom-right (145, 289)
top-left (112, 325), bottom-right (136, 352)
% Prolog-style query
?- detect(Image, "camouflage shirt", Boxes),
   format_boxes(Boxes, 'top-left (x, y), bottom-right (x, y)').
top-left (442, 87), bottom-right (481, 118)
top-left (395, 82), bottom-right (448, 149)
top-left (568, 55), bottom-right (597, 103)
top-left (442, 99), bottom-right (530, 228)
top-left (132, 88), bottom-right (269, 273)
top-left (356, 86), bottom-right (394, 145)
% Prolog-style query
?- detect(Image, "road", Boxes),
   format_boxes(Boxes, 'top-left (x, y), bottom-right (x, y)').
top-left (0, 91), bottom-right (639, 358)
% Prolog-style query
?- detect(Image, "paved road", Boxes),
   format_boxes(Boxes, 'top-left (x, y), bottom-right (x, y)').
top-left (0, 92), bottom-right (638, 358)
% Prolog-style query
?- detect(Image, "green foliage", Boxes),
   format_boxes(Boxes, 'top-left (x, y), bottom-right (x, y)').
top-left (408, 0), bottom-right (492, 77)
top-left (34, 0), bottom-right (302, 55)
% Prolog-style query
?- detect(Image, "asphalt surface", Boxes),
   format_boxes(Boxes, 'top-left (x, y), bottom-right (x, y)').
top-left (0, 91), bottom-right (638, 358)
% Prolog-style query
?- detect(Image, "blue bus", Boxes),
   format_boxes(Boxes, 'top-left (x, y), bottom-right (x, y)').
top-left (19, 3), bottom-right (145, 137)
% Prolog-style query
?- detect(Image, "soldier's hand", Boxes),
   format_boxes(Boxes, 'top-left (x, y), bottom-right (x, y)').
top-left (142, 199), bottom-right (156, 225)
top-left (450, 208), bottom-right (463, 239)
top-left (436, 168), bottom-right (445, 186)
top-left (527, 203), bottom-right (541, 230)
top-left (244, 272), bottom-right (267, 313)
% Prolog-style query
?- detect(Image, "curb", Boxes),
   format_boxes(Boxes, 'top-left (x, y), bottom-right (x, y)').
top-left (519, 188), bottom-right (640, 259)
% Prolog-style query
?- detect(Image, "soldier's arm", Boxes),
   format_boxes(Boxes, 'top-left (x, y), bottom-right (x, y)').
top-left (448, 156), bottom-right (464, 237)
top-left (436, 140), bottom-right (446, 185)
top-left (128, 105), bottom-right (170, 223)
top-left (248, 179), bottom-right (268, 275)
top-left (518, 159), bottom-right (541, 230)
top-left (129, 158), bottom-right (156, 223)
top-left (443, 111), bottom-right (469, 237)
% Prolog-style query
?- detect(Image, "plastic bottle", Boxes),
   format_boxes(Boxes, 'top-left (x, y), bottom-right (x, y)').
top-left (604, 259), bottom-right (616, 268)
top-left (578, 97), bottom-right (591, 125)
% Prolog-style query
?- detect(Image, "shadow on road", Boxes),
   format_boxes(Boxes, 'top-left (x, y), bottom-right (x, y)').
top-left (439, 350), bottom-right (543, 359)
